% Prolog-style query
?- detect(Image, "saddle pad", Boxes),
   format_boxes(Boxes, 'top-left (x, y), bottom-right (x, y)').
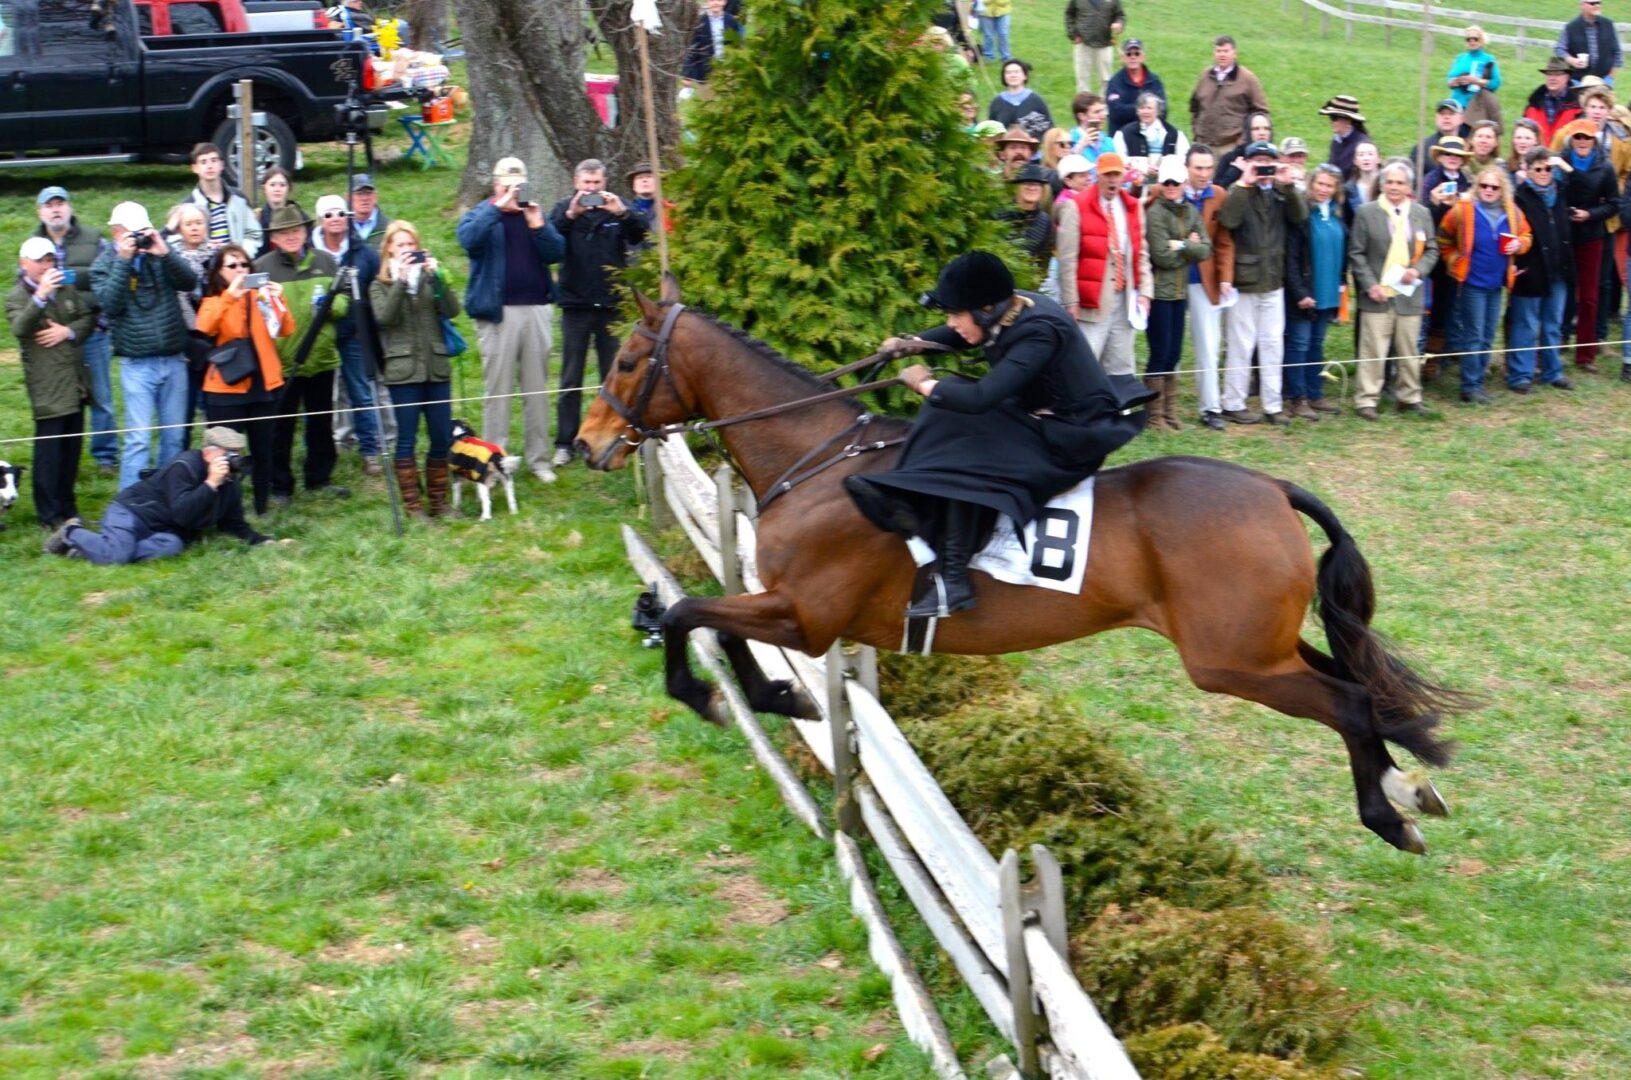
top-left (969, 475), bottom-right (1094, 595)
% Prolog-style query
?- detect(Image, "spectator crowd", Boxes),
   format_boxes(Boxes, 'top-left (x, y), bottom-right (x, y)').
top-left (10, 141), bottom-right (660, 562)
top-left (7, 0), bottom-right (1631, 559)
top-left (945, 0), bottom-right (1631, 430)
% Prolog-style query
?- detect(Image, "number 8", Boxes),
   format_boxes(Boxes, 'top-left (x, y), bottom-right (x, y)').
top-left (1029, 508), bottom-right (1079, 581)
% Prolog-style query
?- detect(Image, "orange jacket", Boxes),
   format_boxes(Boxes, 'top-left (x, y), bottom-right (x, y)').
top-left (196, 290), bottom-right (294, 395)
top-left (1436, 197), bottom-right (1532, 288)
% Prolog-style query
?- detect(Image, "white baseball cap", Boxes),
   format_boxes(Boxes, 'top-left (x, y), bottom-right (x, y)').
top-left (1157, 157), bottom-right (1188, 185)
top-left (492, 156), bottom-right (528, 181)
top-left (1057, 153), bottom-right (1092, 178)
top-left (108, 201), bottom-right (154, 233)
top-left (19, 236), bottom-right (57, 261)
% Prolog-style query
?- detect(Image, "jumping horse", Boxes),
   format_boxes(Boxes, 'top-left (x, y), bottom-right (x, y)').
top-left (577, 279), bottom-right (1473, 854)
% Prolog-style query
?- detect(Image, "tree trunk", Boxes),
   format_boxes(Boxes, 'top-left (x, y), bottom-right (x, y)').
top-left (403, 0), bottom-right (448, 50)
top-left (451, 0), bottom-right (692, 210)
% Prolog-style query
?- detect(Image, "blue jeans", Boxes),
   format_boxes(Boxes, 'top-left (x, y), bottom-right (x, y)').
top-left (1508, 281), bottom-right (1567, 387)
top-left (118, 354), bottom-right (188, 490)
top-left (390, 381), bottom-right (453, 461)
top-left (978, 13), bottom-right (1011, 60)
top-left (1283, 308), bottom-right (1336, 400)
top-left (65, 502), bottom-right (185, 565)
top-left (1145, 297), bottom-right (1187, 375)
top-left (336, 332), bottom-right (381, 456)
top-left (1452, 283), bottom-right (1504, 393)
top-left (83, 329), bottom-right (118, 466)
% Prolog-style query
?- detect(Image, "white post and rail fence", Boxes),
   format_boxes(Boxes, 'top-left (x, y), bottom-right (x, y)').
top-left (1285, 0), bottom-right (1562, 56)
top-left (623, 437), bottom-right (1141, 1080)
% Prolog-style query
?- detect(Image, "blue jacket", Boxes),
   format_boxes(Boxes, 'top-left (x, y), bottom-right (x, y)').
top-left (455, 201), bottom-right (566, 324)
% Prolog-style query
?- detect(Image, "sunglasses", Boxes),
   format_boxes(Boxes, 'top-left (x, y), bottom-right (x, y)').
top-left (1160, 179), bottom-right (1182, 187)
top-left (222, 260), bottom-right (249, 269)
top-left (1477, 183), bottom-right (1501, 191)
top-left (321, 210), bottom-right (348, 218)
top-left (1465, 37), bottom-right (1481, 43)
top-left (1529, 164), bottom-right (1554, 172)
top-left (1124, 50), bottom-right (1142, 56)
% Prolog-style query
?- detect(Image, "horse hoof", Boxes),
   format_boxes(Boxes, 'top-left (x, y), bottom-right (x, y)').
top-left (1383, 767), bottom-right (1448, 817)
top-left (1396, 821), bottom-right (1428, 856)
top-left (703, 688), bottom-right (730, 727)
top-left (1417, 778), bottom-right (1450, 818)
top-left (768, 683), bottom-right (820, 721)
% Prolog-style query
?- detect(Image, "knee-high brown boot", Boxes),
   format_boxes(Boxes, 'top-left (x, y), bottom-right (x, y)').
top-left (1162, 374), bottom-right (1184, 431)
top-left (425, 457), bottom-right (450, 518)
top-left (1144, 376), bottom-right (1173, 432)
top-left (393, 458), bottom-right (423, 515)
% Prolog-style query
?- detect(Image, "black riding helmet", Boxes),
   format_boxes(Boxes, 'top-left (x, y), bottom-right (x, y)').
top-left (922, 251), bottom-right (1016, 327)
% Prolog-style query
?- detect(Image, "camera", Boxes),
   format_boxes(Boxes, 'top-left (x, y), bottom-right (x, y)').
top-left (133, 231), bottom-right (156, 250)
top-left (1254, 164), bottom-right (1277, 179)
top-left (578, 191), bottom-right (607, 209)
top-left (241, 272), bottom-right (269, 289)
top-left (60, 268), bottom-right (77, 286)
top-left (222, 451), bottom-right (247, 477)
top-left (408, 250), bottom-right (428, 264)
top-left (631, 582), bottom-right (666, 647)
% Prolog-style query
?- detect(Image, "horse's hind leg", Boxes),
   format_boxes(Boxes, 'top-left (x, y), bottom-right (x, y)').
top-left (660, 592), bottom-right (813, 725)
top-left (1186, 655), bottom-right (1430, 854)
top-left (1298, 639), bottom-right (1449, 819)
top-left (717, 632), bottom-right (820, 719)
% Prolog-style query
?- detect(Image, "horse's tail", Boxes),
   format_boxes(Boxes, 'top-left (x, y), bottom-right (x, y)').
top-left (1281, 481), bottom-right (1470, 767)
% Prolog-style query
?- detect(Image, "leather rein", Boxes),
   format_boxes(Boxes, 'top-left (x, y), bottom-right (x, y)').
top-left (595, 305), bottom-right (951, 510)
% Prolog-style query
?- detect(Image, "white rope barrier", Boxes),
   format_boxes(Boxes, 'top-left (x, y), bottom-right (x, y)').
top-left (2, 332), bottom-right (1626, 450)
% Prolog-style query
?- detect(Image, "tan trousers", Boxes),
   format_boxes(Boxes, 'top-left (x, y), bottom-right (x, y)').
top-left (1356, 309), bottom-right (1423, 408)
top-left (477, 304), bottom-right (555, 472)
top-left (1073, 43), bottom-right (1114, 94)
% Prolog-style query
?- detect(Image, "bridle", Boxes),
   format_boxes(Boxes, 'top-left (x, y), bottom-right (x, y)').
top-left (595, 303), bottom-right (956, 510)
top-left (597, 301), bottom-right (690, 445)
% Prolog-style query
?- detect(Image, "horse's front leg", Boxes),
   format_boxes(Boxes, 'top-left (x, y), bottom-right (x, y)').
top-left (660, 591), bottom-right (814, 724)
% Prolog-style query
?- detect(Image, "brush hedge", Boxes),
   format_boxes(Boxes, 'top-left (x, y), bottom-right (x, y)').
top-left (878, 654), bottom-right (1356, 1073)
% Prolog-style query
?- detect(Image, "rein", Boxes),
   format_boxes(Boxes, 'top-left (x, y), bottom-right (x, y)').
top-left (600, 304), bottom-right (940, 508)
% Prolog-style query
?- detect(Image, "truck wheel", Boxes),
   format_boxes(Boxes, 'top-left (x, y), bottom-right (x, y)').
top-left (212, 112), bottom-right (299, 187)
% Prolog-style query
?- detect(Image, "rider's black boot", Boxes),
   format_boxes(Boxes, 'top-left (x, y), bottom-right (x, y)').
top-left (906, 501), bottom-right (980, 618)
top-left (844, 475), bottom-right (921, 537)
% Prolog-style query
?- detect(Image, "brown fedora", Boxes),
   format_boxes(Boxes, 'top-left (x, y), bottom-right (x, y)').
top-left (995, 125), bottom-right (1040, 147)
top-left (265, 204), bottom-right (314, 232)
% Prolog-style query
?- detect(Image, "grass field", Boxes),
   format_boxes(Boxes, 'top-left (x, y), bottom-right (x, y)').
top-left (2, 1), bottom-right (1629, 1077)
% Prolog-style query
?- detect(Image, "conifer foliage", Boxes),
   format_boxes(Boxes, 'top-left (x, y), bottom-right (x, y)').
top-left (657, 0), bottom-right (1015, 372)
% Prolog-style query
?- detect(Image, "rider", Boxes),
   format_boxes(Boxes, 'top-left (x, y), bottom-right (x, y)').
top-left (845, 251), bottom-right (1148, 618)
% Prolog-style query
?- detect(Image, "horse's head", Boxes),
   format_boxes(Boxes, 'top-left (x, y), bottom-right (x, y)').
top-left (579, 274), bottom-right (696, 471)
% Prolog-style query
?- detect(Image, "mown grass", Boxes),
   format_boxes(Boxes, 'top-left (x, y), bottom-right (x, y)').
top-left (0, 123), bottom-right (979, 1075)
top-left (4, 3), bottom-right (1630, 1077)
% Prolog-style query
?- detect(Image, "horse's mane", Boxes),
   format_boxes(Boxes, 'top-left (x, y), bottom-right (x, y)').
top-left (663, 302), bottom-right (912, 436)
top-left (670, 304), bottom-right (827, 391)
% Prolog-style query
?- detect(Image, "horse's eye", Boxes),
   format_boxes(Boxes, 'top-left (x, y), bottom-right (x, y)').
top-left (617, 357), bottom-right (638, 372)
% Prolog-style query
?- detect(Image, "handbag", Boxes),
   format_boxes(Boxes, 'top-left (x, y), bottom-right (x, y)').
top-left (208, 294), bottom-right (259, 385)
top-left (440, 316), bottom-right (468, 357)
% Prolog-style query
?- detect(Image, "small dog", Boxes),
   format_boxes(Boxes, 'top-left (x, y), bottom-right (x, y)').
top-left (0, 461), bottom-right (22, 531)
top-left (448, 419), bottom-right (520, 520)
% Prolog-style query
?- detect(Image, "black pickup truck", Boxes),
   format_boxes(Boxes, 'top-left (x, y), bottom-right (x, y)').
top-left (0, 0), bottom-right (380, 180)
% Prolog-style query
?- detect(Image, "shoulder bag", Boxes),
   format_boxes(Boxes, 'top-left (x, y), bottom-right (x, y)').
top-left (208, 292), bottom-right (259, 385)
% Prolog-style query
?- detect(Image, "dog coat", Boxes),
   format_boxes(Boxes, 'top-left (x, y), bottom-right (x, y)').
top-left (449, 435), bottom-right (506, 482)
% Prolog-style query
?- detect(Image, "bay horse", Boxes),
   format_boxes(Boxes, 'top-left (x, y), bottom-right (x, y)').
top-left (577, 279), bottom-right (1472, 854)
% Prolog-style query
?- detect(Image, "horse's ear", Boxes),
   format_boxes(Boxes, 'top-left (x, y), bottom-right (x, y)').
top-left (633, 288), bottom-right (660, 324)
top-left (660, 272), bottom-right (682, 305)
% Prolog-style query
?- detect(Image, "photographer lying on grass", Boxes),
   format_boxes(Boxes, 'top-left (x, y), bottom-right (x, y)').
top-left (44, 427), bottom-right (287, 563)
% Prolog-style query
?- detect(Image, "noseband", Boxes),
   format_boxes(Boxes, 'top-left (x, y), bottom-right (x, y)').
top-left (597, 302), bottom-right (688, 444)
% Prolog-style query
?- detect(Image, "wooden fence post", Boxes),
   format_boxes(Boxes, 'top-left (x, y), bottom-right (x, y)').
top-left (1345, 1), bottom-right (1354, 40)
top-left (855, 646), bottom-right (879, 700)
top-left (641, 440), bottom-right (675, 530)
top-left (1030, 845), bottom-right (1068, 959)
top-left (827, 643), bottom-right (862, 836)
top-left (715, 465), bottom-right (743, 595)
top-left (1514, 21), bottom-right (1526, 63)
top-left (999, 850), bottom-right (1040, 1078)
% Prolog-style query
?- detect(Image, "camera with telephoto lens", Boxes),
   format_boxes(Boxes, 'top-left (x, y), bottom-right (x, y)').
top-left (222, 451), bottom-right (247, 477)
top-left (631, 582), bottom-right (665, 648)
top-left (578, 191), bottom-right (607, 209)
top-left (133, 231), bottom-right (156, 250)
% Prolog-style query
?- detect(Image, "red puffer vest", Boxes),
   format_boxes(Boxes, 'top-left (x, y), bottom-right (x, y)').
top-left (1071, 187), bottom-right (1144, 311)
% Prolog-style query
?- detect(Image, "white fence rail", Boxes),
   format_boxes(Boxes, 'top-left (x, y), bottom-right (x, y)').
top-left (624, 436), bottom-right (1139, 1080)
top-left (1288, 0), bottom-right (1563, 57)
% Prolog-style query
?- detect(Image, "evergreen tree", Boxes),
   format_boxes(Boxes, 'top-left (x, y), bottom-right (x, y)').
top-left (653, 0), bottom-right (1018, 373)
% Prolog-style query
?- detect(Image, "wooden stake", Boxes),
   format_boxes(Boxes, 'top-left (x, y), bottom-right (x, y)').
top-left (635, 25), bottom-right (671, 276)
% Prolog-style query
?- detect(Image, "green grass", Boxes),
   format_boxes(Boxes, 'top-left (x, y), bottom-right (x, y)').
top-left (3, 3), bottom-right (1630, 1077)
top-left (0, 126), bottom-right (977, 1076)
